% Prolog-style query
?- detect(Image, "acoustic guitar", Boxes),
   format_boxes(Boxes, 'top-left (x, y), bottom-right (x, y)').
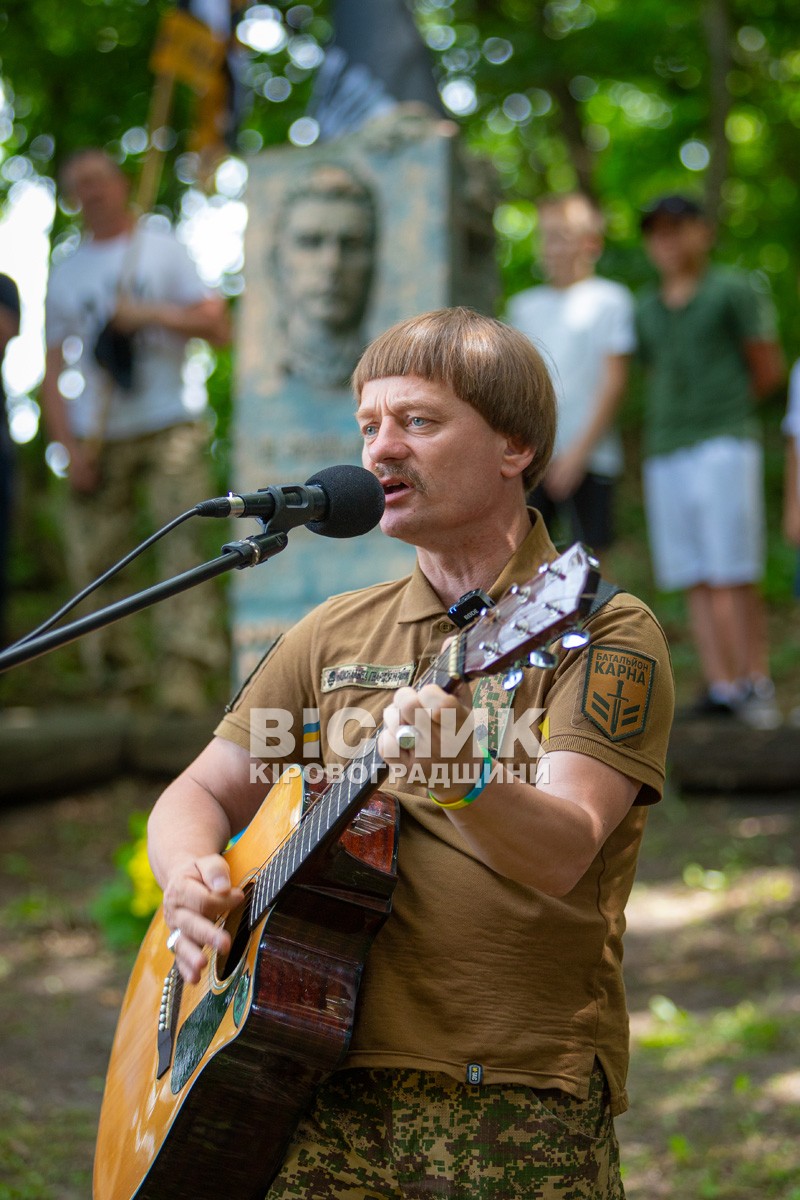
top-left (93, 542), bottom-right (598, 1200)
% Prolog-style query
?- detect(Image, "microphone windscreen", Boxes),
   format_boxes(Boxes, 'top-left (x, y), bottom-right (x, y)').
top-left (304, 465), bottom-right (385, 538)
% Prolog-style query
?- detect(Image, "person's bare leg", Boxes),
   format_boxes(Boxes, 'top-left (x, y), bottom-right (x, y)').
top-left (728, 583), bottom-right (778, 724)
top-left (740, 583), bottom-right (770, 680)
top-left (696, 583), bottom-right (779, 725)
top-left (686, 584), bottom-right (736, 692)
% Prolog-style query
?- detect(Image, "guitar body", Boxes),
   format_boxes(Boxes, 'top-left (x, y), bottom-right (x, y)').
top-left (94, 543), bottom-right (598, 1200)
top-left (94, 769), bottom-right (399, 1200)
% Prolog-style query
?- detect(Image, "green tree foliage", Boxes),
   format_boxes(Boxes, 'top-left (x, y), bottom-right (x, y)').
top-left (0, 0), bottom-right (797, 681)
top-left (0, 0), bottom-right (162, 162)
top-left (2, 0), bottom-right (799, 334)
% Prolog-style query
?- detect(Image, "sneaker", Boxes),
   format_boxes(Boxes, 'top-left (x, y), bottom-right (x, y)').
top-left (678, 690), bottom-right (737, 720)
top-left (733, 679), bottom-right (782, 730)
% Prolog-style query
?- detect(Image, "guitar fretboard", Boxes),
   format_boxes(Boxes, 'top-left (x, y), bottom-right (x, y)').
top-left (248, 651), bottom-right (459, 925)
top-left (246, 544), bottom-right (596, 928)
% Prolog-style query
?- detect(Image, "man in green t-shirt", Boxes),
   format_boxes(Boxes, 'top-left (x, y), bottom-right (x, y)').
top-left (636, 194), bottom-right (784, 727)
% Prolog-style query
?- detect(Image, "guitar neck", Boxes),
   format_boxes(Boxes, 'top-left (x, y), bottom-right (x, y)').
top-left (247, 543), bottom-right (598, 928)
top-left (249, 652), bottom-right (460, 926)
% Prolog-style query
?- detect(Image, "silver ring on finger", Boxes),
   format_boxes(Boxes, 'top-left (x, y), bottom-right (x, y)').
top-left (166, 928), bottom-right (182, 953)
top-left (396, 723), bottom-right (417, 751)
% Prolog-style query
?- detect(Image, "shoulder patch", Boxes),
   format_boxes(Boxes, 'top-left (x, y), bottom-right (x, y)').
top-left (321, 661), bottom-right (416, 693)
top-left (581, 644), bottom-right (656, 741)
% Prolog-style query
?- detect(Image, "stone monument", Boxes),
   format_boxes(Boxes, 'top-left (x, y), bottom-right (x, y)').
top-left (232, 110), bottom-right (498, 680)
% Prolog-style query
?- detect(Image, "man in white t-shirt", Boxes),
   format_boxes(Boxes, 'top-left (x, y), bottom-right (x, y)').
top-left (506, 193), bottom-right (635, 566)
top-left (41, 148), bottom-right (231, 711)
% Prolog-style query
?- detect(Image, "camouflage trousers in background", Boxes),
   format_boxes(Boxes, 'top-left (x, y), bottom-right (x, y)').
top-left (63, 422), bottom-right (228, 713)
top-left (266, 1062), bottom-right (625, 1199)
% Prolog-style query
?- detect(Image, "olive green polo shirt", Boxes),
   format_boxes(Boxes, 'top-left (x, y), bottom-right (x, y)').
top-left (216, 515), bottom-right (674, 1114)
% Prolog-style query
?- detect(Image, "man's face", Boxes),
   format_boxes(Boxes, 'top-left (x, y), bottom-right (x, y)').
top-left (62, 154), bottom-right (129, 233)
top-left (279, 195), bottom-right (374, 330)
top-left (538, 209), bottom-right (600, 286)
top-left (357, 374), bottom-right (521, 549)
top-left (642, 214), bottom-right (712, 276)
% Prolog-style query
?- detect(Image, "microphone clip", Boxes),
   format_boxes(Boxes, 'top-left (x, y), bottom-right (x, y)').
top-left (254, 484), bottom-right (322, 535)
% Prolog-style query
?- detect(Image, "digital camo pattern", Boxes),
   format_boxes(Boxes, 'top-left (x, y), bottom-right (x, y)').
top-left (64, 421), bottom-right (227, 711)
top-left (266, 1063), bottom-right (624, 1199)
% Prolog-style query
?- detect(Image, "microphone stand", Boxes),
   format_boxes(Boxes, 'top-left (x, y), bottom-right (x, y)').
top-left (0, 529), bottom-right (289, 674)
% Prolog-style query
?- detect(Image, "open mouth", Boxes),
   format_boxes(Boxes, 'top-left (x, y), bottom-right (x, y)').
top-left (381, 480), bottom-right (412, 497)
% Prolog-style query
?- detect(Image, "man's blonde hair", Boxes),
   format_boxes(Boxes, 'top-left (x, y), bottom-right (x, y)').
top-left (537, 192), bottom-right (605, 237)
top-left (352, 307), bottom-right (556, 489)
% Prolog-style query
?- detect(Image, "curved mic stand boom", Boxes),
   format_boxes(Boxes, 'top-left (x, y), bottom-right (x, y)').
top-left (0, 464), bottom-right (386, 674)
top-left (0, 526), bottom-right (288, 675)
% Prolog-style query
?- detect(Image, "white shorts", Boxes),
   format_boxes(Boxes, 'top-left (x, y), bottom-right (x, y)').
top-left (643, 436), bottom-right (765, 590)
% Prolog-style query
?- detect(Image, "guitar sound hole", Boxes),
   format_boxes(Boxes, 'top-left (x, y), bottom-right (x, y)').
top-left (215, 882), bottom-right (253, 983)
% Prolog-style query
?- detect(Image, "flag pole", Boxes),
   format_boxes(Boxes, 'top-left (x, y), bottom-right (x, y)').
top-left (136, 72), bottom-right (176, 216)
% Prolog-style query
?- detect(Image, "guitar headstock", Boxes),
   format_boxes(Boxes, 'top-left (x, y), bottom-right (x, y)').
top-left (459, 542), bottom-right (599, 681)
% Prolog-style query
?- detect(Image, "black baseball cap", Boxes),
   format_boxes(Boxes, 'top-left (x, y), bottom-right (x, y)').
top-left (641, 195), bottom-right (704, 231)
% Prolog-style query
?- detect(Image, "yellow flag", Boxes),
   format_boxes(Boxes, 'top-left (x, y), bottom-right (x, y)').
top-left (149, 9), bottom-right (227, 94)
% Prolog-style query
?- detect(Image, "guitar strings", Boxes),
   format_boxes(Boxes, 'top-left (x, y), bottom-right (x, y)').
top-left (243, 642), bottom-right (455, 929)
top-left (242, 572), bottom-right (597, 928)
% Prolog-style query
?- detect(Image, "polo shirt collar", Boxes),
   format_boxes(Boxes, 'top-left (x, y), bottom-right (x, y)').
top-left (396, 563), bottom-right (446, 624)
top-left (396, 510), bottom-right (558, 624)
top-left (489, 510), bottom-right (558, 602)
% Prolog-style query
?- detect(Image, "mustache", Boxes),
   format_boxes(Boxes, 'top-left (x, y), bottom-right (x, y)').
top-left (373, 465), bottom-right (428, 495)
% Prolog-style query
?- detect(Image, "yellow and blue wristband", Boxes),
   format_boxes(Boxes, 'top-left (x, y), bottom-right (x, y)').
top-left (428, 749), bottom-right (494, 811)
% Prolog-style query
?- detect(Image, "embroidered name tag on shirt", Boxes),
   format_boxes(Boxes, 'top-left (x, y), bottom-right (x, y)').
top-left (321, 662), bottom-right (416, 692)
top-left (581, 645), bottom-right (655, 741)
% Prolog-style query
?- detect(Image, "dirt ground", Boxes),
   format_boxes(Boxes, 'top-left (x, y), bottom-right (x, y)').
top-left (1, 775), bottom-right (799, 1199)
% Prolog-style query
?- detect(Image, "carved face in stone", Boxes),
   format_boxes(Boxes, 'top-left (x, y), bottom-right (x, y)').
top-left (275, 165), bottom-right (377, 334)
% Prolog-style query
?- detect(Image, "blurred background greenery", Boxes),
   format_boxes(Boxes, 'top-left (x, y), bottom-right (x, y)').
top-left (0, 0), bottom-right (799, 709)
top-left (2, 13), bottom-right (800, 1197)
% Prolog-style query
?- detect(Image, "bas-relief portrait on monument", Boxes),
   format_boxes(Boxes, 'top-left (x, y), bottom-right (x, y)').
top-left (233, 121), bottom-right (496, 677)
top-left (271, 161), bottom-right (377, 390)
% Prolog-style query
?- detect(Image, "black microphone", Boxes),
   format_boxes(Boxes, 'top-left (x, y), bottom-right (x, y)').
top-left (194, 464), bottom-right (385, 539)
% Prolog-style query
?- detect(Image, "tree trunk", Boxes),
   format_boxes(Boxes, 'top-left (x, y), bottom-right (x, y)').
top-left (703, 0), bottom-right (732, 220)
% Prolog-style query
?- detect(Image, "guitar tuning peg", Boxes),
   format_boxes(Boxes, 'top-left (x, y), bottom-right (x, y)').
top-left (502, 666), bottom-right (525, 691)
top-left (561, 628), bottom-right (590, 650)
top-left (528, 649), bottom-right (557, 670)
top-left (572, 543), bottom-right (600, 570)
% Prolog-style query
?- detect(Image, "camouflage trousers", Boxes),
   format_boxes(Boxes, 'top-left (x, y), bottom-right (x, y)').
top-left (63, 422), bottom-right (228, 712)
top-left (266, 1061), bottom-right (625, 1199)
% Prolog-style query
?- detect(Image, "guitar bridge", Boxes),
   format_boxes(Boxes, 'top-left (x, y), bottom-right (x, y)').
top-left (156, 964), bottom-right (183, 1079)
top-left (349, 809), bottom-right (390, 836)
